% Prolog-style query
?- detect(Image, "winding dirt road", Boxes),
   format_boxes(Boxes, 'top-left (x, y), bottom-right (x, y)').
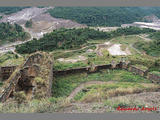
top-left (67, 81), bottom-right (115, 100)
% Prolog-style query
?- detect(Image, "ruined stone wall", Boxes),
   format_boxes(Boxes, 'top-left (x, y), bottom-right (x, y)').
top-left (53, 62), bottom-right (160, 84)
top-left (0, 66), bottom-right (17, 81)
top-left (53, 62), bottom-right (128, 76)
top-left (0, 52), bottom-right (53, 102)
top-left (148, 73), bottom-right (160, 83)
top-left (128, 65), bottom-right (147, 77)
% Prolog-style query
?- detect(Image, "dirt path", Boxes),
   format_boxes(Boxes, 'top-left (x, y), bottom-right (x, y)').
top-left (129, 44), bottom-right (141, 54)
top-left (137, 34), bottom-right (152, 42)
top-left (61, 91), bottom-right (160, 113)
top-left (11, 49), bottom-right (22, 57)
top-left (107, 44), bottom-right (131, 55)
top-left (67, 81), bottom-right (115, 100)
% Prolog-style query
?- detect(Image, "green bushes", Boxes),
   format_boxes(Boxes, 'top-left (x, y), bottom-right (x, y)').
top-left (0, 99), bottom-right (58, 113)
top-left (13, 91), bottom-right (26, 104)
top-left (0, 7), bottom-right (28, 15)
top-left (16, 27), bottom-right (155, 54)
top-left (134, 32), bottom-right (160, 57)
top-left (53, 70), bottom-right (150, 98)
top-left (0, 22), bottom-right (30, 45)
top-left (54, 61), bottom-right (88, 71)
top-left (48, 7), bottom-right (160, 27)
top-left (16, 28), bottom-right (110, 54)
top-left (128, 55), bottom-right (155, 68)
top-left (133, 64), bottom-right (148, 71)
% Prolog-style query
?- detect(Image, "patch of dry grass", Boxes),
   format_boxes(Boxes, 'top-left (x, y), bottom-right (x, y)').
top-left (74, 82), bottom-right (160, 103)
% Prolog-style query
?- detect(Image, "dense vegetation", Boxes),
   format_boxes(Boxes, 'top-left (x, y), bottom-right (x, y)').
top-left (0, 52), bottom-right (24, 66)
top-left (53, 70), bottom-right (150, 98)
top-left (134, 32), bottom-right (160, 57)
top-left (0, 22), bottom-right (30, 45)
top-left (0, 7), bottom-right (28, 15)
top-left (16, 27), bottom-right (155, 54)
top-left (48, 7), bottom-right (160, 26)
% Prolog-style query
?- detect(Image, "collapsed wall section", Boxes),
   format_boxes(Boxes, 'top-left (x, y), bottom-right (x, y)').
top-left (0, 52), bottom-right (53, 102)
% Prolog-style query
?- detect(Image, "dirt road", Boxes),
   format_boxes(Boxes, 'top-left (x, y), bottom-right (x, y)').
top-left (67, 81), bottom-right (115, 100)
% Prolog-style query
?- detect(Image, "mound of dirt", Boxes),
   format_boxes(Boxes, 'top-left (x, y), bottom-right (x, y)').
top-left (57, 56), bottom-right (87, 63)
top-left (107, 44), bottom-right (131, 56)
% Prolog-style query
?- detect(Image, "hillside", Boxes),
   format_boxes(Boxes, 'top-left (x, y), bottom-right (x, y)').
top-left (15, 27), bottom-right (155, 54)
top-left (0, 22), bottom-right (30, 46)
top-left (0, 7), bottom-right (28, 15)
top-left (48, 7), bottom-right (160, 27)
top-left (134, 32), bottom-right (160, 57)
top-left (0, 7), bottom-right (160, 113)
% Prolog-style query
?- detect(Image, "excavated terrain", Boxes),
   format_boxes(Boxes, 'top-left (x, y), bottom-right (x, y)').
top-left (0, 7), bottom-right (86, 39)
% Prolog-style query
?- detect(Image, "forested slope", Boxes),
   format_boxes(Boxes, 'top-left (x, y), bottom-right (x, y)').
top-left (15, 27), bottom-right (155, 54)
top-left (0, 7), bottom-right (29, 15)
top-left (0, 22), bottom-right (30, 45)
top-left (48, 7), bottom-right (160, 26)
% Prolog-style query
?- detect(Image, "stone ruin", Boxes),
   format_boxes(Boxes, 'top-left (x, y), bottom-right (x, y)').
top-left (148, 72), bottom-right (160, 84)
top-left (129, 65), bottom-right (148, 77)
top-left (0, 66), bottom-right (17, 81)
top-left (0, 52), bottom-right (53, 102)
top-left (0, 52), bottom-right (159, 103)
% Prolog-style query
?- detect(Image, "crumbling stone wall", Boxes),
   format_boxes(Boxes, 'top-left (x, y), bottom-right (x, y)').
top-left (53, 61), bottom-right (129, 76)
top-left (0, 66), bottom-right (17, 81)
top-left (148, 73), bottom-right (160, 84)
top-left (0, 52), bottom-right (53, 102)
top-left (128, 65), bottom-right (148, 77)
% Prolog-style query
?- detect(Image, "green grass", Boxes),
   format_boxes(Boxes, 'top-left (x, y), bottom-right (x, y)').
top-left (74, 82), bottom-right (142, 101)
top-left (0, 52), bottom-right (24, 66)
top-left (133, 64), bottom-right (148, 71)
top-left (104, 98), bottom-right (145, 110)
top-left (111, 35), bottom-right (144, 45)
top-left (128, 54), bottom-right (155, 68)
top-left (53, 69), bottom-right (151, 98)
top-left (53, 61), bottom-right (88, 71)
top-left (51, 45), bottom-right (96, 60)
top-left (149, 71), bottom-right (160, 77)
top-left (73, 82), bottom-right (159, 102)
top-left (0, 98), bottom-right (58, 113)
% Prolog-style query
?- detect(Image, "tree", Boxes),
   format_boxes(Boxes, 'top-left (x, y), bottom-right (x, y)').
top-left (25, 19), bottom-right (33, 28)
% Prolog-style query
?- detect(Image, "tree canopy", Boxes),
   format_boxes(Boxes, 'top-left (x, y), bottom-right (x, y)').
top-left (48, 7), bottom-right (160, 27)
top-left (15, 27), bottom-right (155, 54)
top-left (0, 22), bottom-right (30, 45)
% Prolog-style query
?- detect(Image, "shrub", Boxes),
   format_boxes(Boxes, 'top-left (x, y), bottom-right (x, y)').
top-left (14, 91), bottom-right (26, 104)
